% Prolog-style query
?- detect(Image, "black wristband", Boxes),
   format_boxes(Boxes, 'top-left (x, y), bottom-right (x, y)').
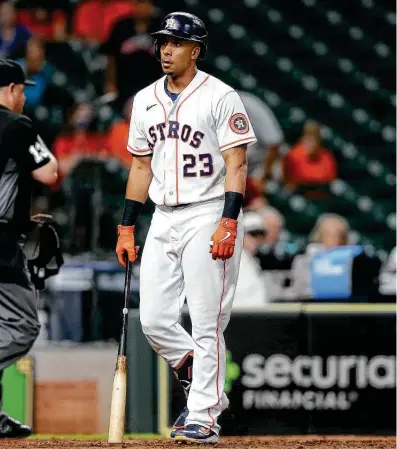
top-left (222, 191), bottom-right (244, 220)
top-left (121, 199), bottom-right (144, 226)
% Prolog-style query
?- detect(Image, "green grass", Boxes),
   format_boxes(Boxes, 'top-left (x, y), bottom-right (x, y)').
top-left (29, 434), bottom-right (160, 440)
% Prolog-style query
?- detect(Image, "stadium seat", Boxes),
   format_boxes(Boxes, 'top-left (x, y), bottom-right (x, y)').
top-left (189, 0), bottom-right (394, 249)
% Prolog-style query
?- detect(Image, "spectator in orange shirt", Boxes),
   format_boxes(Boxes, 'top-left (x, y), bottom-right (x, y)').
top-left (105, 95), bottom-right (134, 168)
top-left (283, 120), bottom-right (337, 194)
top-left (53, 103), bottom-right (107, 186)
top-left (73, 0), bottom-right (136, 44)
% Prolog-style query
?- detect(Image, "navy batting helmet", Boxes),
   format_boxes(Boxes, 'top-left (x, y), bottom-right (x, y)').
top-left (151, 12), bottom-right (208, 60)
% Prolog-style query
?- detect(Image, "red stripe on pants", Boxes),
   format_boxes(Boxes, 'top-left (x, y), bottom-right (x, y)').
top-left (207, 261), bottom-right (226, 429)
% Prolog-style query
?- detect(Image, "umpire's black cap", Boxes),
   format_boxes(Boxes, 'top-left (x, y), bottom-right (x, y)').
top-left (0, 59), bottom-right (36, 88)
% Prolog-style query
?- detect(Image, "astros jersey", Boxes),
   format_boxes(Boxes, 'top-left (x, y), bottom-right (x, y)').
top-left (127, 70), bottom-right (257, 206)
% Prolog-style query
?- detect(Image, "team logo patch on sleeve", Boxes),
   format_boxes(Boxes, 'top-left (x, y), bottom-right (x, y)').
top-left (230, 113), bottom-right (249, 134)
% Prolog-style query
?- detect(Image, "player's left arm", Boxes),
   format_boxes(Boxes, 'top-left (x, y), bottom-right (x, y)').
top-left (210, 90), bottom-right (256, 261)
top-left (210, 144), bottom-right (247, 261)
top-left (223, 144), bottom-right (248, 194)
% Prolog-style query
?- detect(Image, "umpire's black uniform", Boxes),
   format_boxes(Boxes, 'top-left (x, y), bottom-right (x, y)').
top-left (0, 60), bottom-right (56, 438)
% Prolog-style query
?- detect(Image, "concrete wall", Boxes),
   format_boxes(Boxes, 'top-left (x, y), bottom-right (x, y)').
top-left (30, 344), bottom-right (117, 433)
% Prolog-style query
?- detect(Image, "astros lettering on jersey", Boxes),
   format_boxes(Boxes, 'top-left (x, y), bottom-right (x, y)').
top-left (127, 70), bottom-right (257, 205)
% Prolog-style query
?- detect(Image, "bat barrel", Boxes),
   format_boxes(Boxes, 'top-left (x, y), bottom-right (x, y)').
top-left (108, 356), bottom-right (127, 443)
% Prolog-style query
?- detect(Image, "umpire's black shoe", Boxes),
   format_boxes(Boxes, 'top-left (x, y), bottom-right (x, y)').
top-left (0, 413), bottom-right (32, 438)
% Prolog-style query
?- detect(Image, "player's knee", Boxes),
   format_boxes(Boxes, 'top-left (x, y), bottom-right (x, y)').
top-left (140, 312), bottom-right (165, 339)
top-left (141, 324), bottom-right (168, 351)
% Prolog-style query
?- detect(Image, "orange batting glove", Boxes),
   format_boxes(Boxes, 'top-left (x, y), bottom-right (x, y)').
top-left (116, 225), bottom-right (140, 267)
top-left (210, 218), bottom-right (238, 261)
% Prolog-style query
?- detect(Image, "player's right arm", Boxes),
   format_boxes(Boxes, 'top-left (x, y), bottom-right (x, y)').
top-left (125, 155), bottom-right (152, 203)
top-left (116, 97), bottom-right (153, 267)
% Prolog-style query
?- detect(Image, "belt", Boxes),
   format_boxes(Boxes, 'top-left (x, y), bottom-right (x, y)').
top-left (170, 203), bottom-right (191, 209)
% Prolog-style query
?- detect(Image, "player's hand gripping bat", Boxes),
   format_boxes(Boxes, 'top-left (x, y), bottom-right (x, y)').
top-left (108, 260), bottom-right (133, 443)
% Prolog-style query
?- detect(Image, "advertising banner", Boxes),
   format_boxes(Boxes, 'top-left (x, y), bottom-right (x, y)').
top-left (222, 310), bottom-right (396, 435)
top-left (171, 307), bottom-right (396, 435)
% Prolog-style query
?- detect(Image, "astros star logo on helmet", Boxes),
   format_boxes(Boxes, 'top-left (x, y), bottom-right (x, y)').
top-left (165, 17), bottom-right (179, 30)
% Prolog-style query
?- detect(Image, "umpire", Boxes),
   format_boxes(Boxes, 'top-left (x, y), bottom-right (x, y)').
top-left (0, 60), bottom-right (58, 438)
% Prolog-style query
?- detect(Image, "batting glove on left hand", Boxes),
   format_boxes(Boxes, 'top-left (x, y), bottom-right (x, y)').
top-left (210, 218), bottom-right (238, 261)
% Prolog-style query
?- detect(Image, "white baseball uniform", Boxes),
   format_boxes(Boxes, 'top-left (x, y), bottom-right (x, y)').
top-left (127, 70), bottom-right (256, 433)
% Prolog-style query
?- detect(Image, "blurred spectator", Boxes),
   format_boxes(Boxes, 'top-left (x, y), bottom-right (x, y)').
top-left (249, 207), bottom-right (300, 302)
top-left (105, 95), bottom-right (133, 168)
top-left (101, 0), bottom-right (160, 104)
top-left (73, 0), bottom-right (136, 44)
top-left (242, 211), bottom-right (267, 257)
top-left (255, 207), bottom-right (297, 268)
top-left (17, 37), bottom-right (55, 110)
top-left (290, 213), bottom-right (349, 298)
top-left (17, 3), bottom-right (67, 41)
top-left (308, 213), bottom-right (349, 249)
top-left (234, 212), bottom-right (267, 309)
top-left (53, 103), bottom-right (107, 185)
top-left (238, 90), bottom-right (284, 190)
top-left (262, 206), bottom-right (285, 247)
top-left (0, 0), bottom-right (31, 59)
top-left (282, 120), bottom-right (337, 195)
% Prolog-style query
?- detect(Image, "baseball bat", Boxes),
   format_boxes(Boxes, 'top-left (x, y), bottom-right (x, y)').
top-left (108, 260), bottom-right (133, 443)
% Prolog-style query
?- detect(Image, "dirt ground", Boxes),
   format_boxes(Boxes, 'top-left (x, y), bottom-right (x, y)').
top-left (0, 436), bottom-right (395, 449)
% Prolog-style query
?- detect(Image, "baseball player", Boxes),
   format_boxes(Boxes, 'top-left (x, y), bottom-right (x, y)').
top-left (116, 12), bottom-right (256, 444)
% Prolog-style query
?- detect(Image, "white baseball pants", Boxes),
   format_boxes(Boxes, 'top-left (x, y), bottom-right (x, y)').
top-left (139, 199), bottom-right (243, 434)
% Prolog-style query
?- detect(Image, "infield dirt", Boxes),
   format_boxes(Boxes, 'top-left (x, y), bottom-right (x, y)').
top-left (0, 436), bottom-right (395, 449)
